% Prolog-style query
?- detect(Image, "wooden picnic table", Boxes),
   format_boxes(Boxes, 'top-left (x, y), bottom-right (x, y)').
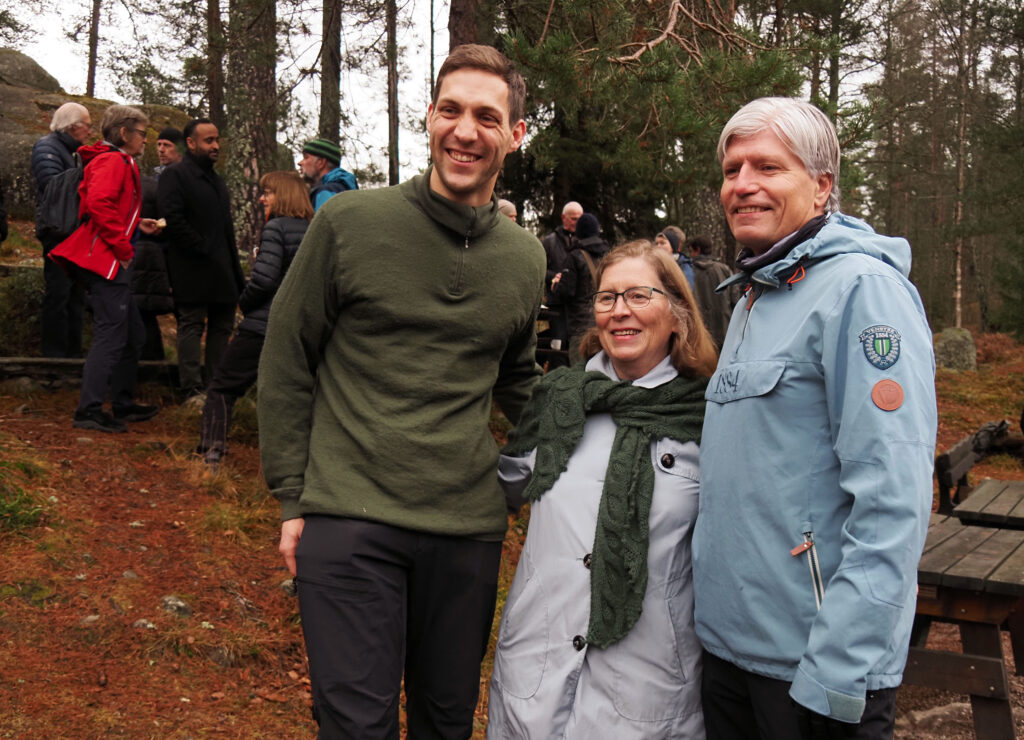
top-left (954, 479), bottom-right (1024, 530)
top-left (908, 512), bottom-right (1024, 738)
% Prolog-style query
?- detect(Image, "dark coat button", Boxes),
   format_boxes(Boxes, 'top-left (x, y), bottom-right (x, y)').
top-left (572, 635), bottom-right (586, 651)
top-left (661, 453), bottom-right (675, 468)
top-left (583, 553), bottom-right (592, 569)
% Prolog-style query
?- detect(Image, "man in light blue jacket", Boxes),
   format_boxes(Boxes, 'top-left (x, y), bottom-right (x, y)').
top-left (692, 97), bottom-right (937, 739)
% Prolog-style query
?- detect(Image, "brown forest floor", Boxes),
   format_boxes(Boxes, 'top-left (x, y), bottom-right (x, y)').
top-left (1, 328), bottom-right (1024, 738)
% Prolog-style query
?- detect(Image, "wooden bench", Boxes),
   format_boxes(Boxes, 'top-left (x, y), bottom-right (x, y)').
top-left (935, 421), bottom-right (1009, 514)
top-left (908, 513), bottom-right (1024, 739)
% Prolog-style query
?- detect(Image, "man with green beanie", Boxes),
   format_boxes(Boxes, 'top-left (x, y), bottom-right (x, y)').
top-left (298, 138), bottom-right (358, 211)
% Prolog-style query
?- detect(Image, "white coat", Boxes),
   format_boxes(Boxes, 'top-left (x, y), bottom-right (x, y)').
top-left (487, 352), bottom-right (705, 739)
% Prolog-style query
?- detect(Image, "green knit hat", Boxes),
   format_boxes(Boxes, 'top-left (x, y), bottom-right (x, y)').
top-left (302, 138), bottom-right (341, 166)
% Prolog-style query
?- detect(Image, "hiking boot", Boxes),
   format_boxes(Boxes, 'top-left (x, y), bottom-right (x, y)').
top-left (73, 408), bottom-right (126, 433)
top-left (112, 403), bottom-right (159, 423)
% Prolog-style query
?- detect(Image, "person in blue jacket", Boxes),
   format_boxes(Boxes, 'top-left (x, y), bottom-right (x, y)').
top-left (298, 138), bottom-right (358, 212)
top-left (692, 97), bottom-right (937, 740)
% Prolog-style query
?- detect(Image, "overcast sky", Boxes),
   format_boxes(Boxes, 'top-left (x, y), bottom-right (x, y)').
top-left (22, 1), bottom-right (451, 180)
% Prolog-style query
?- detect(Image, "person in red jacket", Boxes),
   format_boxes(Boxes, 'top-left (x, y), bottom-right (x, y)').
top-left (51, 105), bottom-right (163, 433)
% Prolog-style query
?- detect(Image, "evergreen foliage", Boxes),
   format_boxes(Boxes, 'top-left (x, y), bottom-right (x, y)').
top-left (500, 1), bottom-right (801, 238)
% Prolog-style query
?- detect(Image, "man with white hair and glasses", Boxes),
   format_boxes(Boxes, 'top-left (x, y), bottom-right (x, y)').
top-left (31, 101), bottom-right (93, 357)
top-left (692, 97), bottom-right (937, 739)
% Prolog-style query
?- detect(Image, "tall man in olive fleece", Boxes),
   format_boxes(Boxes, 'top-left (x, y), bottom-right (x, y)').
top-left (257, 44), bottom-right (544, 739)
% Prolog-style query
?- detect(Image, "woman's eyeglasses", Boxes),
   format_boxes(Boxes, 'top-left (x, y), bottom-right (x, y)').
top-left (592, 286), bottom-right (665, 312)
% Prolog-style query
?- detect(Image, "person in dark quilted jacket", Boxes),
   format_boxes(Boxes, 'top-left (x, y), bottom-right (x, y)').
top-left (196, 171), bottom-right (312, 465)
top-left (31, 102), bottom-right (93, 357)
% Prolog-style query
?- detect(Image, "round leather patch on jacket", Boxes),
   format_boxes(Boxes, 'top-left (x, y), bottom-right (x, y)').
top-left (871, 379), bottom-right (904, 411)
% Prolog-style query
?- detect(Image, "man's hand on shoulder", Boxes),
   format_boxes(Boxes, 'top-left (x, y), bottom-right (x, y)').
top-left (280, 517), bottom-right (305, 577)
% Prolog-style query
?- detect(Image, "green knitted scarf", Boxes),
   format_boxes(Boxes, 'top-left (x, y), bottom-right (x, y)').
top-left (505, 362), bottom-right (707, 648)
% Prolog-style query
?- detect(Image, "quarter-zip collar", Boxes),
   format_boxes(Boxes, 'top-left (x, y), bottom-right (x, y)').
top-left (400, 165), bottom-right (504, 246)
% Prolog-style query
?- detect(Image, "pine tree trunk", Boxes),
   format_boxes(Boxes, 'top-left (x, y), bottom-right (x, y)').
top-left (226, 0), bottom-right (277, 257)
top-left (320, 0), bottom-right (342, 142)
top-left (86, 0), bottom-right (101, 97)
top-left (207, 0), bottom-right (226, 129)
top-left (448, 0), bottom-right (479, 48)
top-left (387, 0), bottom-right (399, 185)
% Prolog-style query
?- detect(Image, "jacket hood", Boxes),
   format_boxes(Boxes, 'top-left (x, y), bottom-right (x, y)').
top-left (576, 235), bottom-right (610, 257)
top-left (323, 166), bottom-right (358, 191)
top-left (77, 140), bottom-right (121, 164)
top-left (724, 213), bottom-right (912, 290)
top-left (692, 255), bottom-right (727, 272)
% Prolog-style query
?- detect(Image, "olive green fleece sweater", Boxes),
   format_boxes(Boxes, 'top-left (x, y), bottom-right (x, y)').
top-left (257, 169), bottom-right (546, 539)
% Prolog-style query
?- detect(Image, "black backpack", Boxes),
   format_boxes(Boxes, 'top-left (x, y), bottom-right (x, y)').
top-left (35, 153), bottom-right (87, 242)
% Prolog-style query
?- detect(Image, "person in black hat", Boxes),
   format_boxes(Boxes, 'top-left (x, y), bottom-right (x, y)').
top-left (298, 138), bottom-right (358, 211)
top-left (154, 127), bottom-right (184, 176)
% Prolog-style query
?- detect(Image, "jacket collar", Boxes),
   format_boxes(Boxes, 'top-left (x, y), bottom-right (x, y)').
top-left (185, 150), bottom-right (216, 173)
top-left (400, 166), bottom-right (503, 241)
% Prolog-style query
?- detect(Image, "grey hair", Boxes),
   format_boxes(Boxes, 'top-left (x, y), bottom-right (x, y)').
top-left (717, 97), bottom-right (840, 213)
top-left (562, 201), bottom-right (583, 215)
top-left (100, 105), bottom-right (149, 148)
top-left (50, 102), bottom-right (90, 133)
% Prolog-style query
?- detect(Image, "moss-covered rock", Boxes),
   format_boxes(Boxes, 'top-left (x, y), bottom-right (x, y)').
top-left (934, 327), bottom-right (977, 371)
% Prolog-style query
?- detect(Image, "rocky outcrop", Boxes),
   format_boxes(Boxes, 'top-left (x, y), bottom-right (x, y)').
top-left (0, 49), bottom-right (189, 220)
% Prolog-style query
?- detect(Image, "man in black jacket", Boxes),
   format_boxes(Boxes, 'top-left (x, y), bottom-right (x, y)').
top-left (157, 119), bottom-right (244, 395)
top-left (30, 102), bottom-right (92, 357)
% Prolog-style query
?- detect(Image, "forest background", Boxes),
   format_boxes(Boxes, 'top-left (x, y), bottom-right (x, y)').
top-left (1, 0), bottom-right (1022, 336)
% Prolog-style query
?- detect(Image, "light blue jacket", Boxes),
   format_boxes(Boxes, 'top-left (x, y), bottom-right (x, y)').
top-left (692, 213), bottom-right (937, 723)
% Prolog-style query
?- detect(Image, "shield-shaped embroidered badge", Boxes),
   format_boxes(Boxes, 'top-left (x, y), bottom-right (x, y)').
top-left (859, 325), bottom-right (901, 370)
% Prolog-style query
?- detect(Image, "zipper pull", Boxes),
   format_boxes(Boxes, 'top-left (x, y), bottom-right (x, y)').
top-left (790, 540), bottom-right (813, 556)
top-left (465, 234), bottom-right (470, 249)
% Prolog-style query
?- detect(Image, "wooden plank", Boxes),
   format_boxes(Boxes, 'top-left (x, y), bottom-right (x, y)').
top-left (975, 482), bottom-right (1022, 526)
top-left (986, 533), bottom-right (1024, 597)
top-left (1007, 608), bottom-right (1024, 677)
top-left (903, 647), bottom-right (1008, 698)
top-left (938, 436), bottom-right (978, 484)
top-left (918, 525), bottom-right (999, 588)
top-left (944, 528), bottom-right (1024, 591)
top-left (1002, 481), bottom-right (1024, 527)
top-left (921, 515), bottom-right (966, 557)
top-left (955, 479), bottom-right (1011, 522)
top-left (961, 623), bottom-right (1017, 740)
top-left (916, 588), bottom-right (1018, 624)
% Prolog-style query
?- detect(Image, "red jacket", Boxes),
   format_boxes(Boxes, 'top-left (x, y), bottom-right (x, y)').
top-left (50, 142), bottom-right (142, 280)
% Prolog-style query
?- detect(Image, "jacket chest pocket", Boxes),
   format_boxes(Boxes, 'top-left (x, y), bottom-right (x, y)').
top-left (705, 360), bottom-right (786, 404)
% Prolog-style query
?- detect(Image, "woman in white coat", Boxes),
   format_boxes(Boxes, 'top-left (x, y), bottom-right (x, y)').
top-left (488, 240), bottom-right (719, 739)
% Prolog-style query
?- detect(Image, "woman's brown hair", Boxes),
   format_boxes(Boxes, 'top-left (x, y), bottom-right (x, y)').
top-left (578, 239), bottom-right (720, 378)
top-left (260, 171), bottom-right (314, 221)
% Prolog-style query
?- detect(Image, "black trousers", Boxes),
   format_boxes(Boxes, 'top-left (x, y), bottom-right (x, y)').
top-left (72, 264), bottom-right (144, 414)
top-left (701, 651), bottom-right (897, 740)
top-left (139, 309), bottom-right (166, 360)
top-left (41, 238), bottom-right (85, 358)
top-left (175, 301), bottom-right (235, 390)
top-left (295, 516), bottom-right (502, 740)
top-left (198, 328), bottom-right (263, 454)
